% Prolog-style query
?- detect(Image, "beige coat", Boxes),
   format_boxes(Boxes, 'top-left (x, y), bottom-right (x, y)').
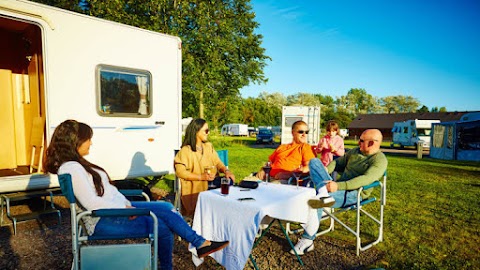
top-left (174, 142), bottom-right (223, 216)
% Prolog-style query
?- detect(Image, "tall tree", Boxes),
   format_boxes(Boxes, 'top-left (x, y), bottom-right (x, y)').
top-left (336, 88), bottom-right (379, 115)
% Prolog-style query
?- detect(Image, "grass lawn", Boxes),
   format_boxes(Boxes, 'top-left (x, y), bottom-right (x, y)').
top-left (159, 135), bottom-right (480, 269)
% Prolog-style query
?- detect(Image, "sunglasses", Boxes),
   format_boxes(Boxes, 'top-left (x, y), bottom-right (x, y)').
top-left (296, 130), bottom-right (309, 134)
top-left (359, 138), bottom-right (377, 144)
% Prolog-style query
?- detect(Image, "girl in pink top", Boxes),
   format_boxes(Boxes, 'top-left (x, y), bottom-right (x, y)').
top-left (316, 120), bottom-right (345, 166)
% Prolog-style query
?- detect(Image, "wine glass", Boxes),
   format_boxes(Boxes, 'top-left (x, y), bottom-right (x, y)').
top-left (262, 162), bottom-right (272, 184)
top-left (204, 166), bottom-right (216, 189)
top-left (292, 165), bottom-right (302, 189)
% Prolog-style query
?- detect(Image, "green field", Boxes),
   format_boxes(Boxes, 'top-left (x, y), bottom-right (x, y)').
top-left (161, 136), bottom-right (480, 269)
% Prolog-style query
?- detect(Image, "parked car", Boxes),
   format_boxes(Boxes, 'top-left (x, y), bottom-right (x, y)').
top-left (256, 128), bottom-right (274, 144)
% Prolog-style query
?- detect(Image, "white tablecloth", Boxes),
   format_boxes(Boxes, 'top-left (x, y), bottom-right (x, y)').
top-left (189, 183), bottom-right (316, 270)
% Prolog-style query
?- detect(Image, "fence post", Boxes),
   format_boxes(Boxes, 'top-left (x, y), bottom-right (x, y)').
top-left (417, 141), bottom-right (423, 159)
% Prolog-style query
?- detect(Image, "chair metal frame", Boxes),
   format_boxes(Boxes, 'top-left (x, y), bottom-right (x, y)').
top-left (317, 171), bottom-right (387, 255)
top-left (58, 173), bottom-right (158, 270)
top-left (286, 171), bottom-right (386, 256)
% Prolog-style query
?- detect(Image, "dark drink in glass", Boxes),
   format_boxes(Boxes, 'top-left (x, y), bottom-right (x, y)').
top-left (221, 177), bottom-right (229, 195)
top-left (263, 162), bottom-right (272, 184)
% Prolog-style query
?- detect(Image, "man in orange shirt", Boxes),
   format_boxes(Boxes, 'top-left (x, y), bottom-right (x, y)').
top-left (256, 121), bottom-right (316, 181)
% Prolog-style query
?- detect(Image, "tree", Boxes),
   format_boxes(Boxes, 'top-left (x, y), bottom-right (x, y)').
top-left (417, 105), bottom-right (429, 113)
top-left (380, 95), bottom-right (420, 113)
top-left (336, 88), bottom-right (379, 115)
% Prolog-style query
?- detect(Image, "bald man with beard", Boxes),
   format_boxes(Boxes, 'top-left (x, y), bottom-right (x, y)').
top-left (290, 129), bottom-right (388, 256)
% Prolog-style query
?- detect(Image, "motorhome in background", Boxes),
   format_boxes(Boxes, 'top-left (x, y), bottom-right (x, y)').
top-left (391, 119), bottom-right (440, 148)
top-left (281, 106), bottom-right (320, 145)
top-left (220, 123), bottom-right (249, 136)
top-left (0, 0), bottom-right (182, 193)
top-left (339, 129), bottom-right (349, 139)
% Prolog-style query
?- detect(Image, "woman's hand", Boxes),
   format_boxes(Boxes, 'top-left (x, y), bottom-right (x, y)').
top-left (199, 172), bottom-right (213, 181)
top-left (224, 170), bottom-right (235, 182)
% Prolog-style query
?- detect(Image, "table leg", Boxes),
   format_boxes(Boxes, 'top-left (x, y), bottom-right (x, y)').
top-left (276, 219), bottom-right (304, 266)
top-left (249, 219), bottom-right (304, 268)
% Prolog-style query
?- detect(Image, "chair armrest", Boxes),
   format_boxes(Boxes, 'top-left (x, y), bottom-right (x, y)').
top-left (119, 189), bottom-right (150, 201)
top-left (119, 189), bottom-right (144, 196)
top-left (91, 208), bottom-right (151, 217)
top-left (361, 180), bottom-right (381, 191)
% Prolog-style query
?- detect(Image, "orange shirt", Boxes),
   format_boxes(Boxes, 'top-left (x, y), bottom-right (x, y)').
top-left (269, 143), bottom-right (316, 177)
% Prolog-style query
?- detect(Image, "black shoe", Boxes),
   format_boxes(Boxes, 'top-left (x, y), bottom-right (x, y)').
top-left (196, 241), bottom-right (229, 258)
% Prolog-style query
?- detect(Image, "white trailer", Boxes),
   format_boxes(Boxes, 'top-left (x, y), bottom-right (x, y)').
top-left (391, 119), bottom-right (440, 148)
top-left (0, 0), bottom-right (182, 193)
top-left (220, 123), bottom-right (249, 136)
top-left (281, 106), bottom-right (320, 145)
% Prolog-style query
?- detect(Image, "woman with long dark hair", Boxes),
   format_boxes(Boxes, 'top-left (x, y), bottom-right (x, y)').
top-left (174, 118), bottom-right (235, 216)
top-left (44, 120), bottom-right (228, 269)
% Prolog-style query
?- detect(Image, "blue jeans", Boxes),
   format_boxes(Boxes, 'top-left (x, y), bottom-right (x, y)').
top-left (94, 201), bottom-right (205, 270)
top-left (302, 159), bottom-right (358, 240)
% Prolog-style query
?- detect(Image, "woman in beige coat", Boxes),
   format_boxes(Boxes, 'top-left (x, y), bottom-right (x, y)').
top-left (174, 118), bottom-right (235, 216)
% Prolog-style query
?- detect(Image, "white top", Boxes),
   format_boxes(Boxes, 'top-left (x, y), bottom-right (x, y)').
top-left (58, 161), bottom-right (131, 234)
top-left (190, 183), bottom-right (316, 270)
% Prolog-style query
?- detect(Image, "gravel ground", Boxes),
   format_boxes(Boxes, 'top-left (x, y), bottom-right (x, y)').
top-left (0, 195), bottom-right (385, 269)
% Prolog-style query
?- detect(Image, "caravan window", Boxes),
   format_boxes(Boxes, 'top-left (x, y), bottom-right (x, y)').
top-left (96, 65), bottom-right (152, 117)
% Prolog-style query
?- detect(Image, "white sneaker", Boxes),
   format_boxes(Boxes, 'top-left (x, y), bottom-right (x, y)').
top-left (289, 238), bottom-right (314, 255)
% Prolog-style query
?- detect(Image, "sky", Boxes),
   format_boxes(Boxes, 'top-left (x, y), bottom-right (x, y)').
top-left (241, 0), bottom-right (480, 112)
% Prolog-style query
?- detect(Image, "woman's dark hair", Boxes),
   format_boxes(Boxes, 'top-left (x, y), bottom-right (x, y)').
top-left (43, 119), bottom-right (109, 196)
top-left (181, 118), bottom-right (206, 152)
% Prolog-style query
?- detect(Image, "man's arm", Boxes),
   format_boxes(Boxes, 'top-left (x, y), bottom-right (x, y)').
top-left (336, 153), bottom-right (387, 191)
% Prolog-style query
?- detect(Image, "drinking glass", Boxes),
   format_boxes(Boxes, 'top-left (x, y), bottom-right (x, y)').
top-left (292, 165), bottom-right (302, 189)
top-left (262, 162), bottom-right (271, 184)
top-left (220, 177), bottom-right (230, 195)
top-left (204, 166), bottom-right (216, 189)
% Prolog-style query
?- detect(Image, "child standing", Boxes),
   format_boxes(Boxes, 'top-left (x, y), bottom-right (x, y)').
top-left (316, 120), bottom-right (345, 166)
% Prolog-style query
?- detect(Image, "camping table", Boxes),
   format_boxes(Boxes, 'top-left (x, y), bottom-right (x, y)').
top-left (189, 183), bottom-right (316, 270)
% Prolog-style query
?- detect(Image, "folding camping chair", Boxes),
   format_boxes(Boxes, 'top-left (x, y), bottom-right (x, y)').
top-left (286, 171), bottom-right (387, 255)
top-left (316, 171), bottom-right (387, 255)
top-left (58, 174), bottom-right (158, 270)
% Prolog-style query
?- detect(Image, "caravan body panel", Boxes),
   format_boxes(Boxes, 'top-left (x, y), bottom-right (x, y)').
top-left (281, 106), bottom-right (320, 145)
top-left (0, 0), bottom-right (182, 193)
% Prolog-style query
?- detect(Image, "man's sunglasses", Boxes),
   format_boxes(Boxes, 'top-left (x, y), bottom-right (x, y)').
top-left (359, 138), bottom-right (377, 144)
top-left (297, 130), bottom-right (309, 134)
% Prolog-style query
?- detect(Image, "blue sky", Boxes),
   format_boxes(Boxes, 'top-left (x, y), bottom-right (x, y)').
top-left (241, 0), bottom-right (480, 112)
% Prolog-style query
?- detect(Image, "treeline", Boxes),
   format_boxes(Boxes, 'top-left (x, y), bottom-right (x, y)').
top-left (207, 88), bottom-right (446, 130)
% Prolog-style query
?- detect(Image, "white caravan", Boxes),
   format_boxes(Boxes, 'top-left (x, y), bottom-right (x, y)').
top-left (281, 106), bottom-right (321, 145)
top-left (0, 0), bottom-right (182, 193)
top-left (220, 123), bottom-right (249, 136)
top-left (391, 119), bottom-right (440, 148)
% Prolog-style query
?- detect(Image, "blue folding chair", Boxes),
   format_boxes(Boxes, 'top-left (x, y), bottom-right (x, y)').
top-left (58, 174), bottom-right (158, 270)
